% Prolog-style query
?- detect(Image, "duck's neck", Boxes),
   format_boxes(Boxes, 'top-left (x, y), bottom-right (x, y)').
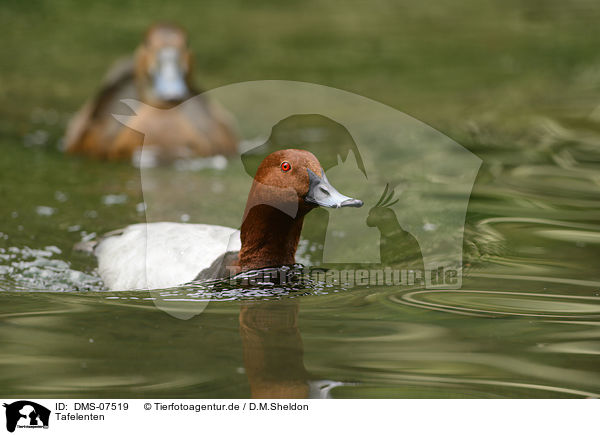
top-left (239, 205), bottom-right (306, 271)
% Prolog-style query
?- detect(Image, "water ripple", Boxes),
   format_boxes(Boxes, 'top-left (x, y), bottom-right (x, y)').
top-left (390, 290), bottom-right (600, 318)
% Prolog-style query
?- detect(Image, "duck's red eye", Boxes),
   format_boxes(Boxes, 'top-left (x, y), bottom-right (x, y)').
top-left (281, 161), bottom-right (291, 172)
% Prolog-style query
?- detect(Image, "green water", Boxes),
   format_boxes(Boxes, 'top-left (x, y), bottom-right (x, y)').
top-left (1, 0), bottom-right (600, 398)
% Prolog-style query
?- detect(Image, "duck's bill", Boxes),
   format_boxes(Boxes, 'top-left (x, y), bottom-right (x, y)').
top-left (305, 169), bottom-right (364, 208)
top-left (153, 47), bottom-right (190, 101)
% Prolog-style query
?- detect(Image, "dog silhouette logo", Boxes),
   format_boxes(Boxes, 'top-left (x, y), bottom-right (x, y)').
top-left (3, 401), bottom-right (50, 433)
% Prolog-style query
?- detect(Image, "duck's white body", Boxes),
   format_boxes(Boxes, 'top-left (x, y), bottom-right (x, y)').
top-left (95, 222), bottom-right (241, 291)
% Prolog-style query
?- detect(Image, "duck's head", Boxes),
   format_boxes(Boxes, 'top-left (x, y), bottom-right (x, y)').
top-left (240, 149), bottom-right (363, 270)
top-left (135, 23), bottom-right (193, 106)
top-left (249, 149), bottom-right (363, 215)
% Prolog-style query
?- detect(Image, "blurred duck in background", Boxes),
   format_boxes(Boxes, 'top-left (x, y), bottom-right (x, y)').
top-left (64, 23), bottom-right (238, 163)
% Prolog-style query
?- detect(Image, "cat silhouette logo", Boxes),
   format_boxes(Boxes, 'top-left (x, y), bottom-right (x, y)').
top-left (3, 401), bottom-right (50, 433)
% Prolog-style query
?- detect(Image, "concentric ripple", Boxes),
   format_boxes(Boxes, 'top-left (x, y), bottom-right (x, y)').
top-left (391, 290), bottom-right (600, 318)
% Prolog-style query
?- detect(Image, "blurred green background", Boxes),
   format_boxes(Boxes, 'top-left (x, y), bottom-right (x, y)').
top-left (4, 0), bottom-right (600, 137)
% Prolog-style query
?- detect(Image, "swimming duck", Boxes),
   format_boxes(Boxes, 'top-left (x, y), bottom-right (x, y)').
top-left (64, 23), bottom-right (237, 163)
top-left (92, 149), bottom-right (363, 290)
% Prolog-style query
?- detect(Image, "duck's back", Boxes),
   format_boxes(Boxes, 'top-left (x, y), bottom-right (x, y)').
top-left (95, 222), bottom-right (241, 291)
top-left (64, 57), bottom-right (141, 159)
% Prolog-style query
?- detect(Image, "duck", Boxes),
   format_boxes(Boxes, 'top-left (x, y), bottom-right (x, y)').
top-left (92, 149), bottom-right (363, 291)
top-left (64, 23), bottom-right (237, 163)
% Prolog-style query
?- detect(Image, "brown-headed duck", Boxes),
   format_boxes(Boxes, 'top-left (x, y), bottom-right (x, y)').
top-left (93, 149), bottom-right (363, 290)
top-left (64, 23), bottom-right (237, 163)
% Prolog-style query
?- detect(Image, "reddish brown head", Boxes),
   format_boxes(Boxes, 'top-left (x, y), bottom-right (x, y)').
top-left (239, 149), bottom-right (363, 271)
top-left (244, 149), bottom-right (363, 218)
top-left (144, 23), bottom-right (189, 50)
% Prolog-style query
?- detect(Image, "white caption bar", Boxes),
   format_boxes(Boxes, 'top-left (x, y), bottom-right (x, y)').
top-left (0, 399), bottom-right (595, 435)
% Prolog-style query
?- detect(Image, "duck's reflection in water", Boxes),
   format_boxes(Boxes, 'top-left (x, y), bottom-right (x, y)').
top-left (240, 300), bottom-right (308, 398)
top-left (239, 300), bottom-right (343, 399)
